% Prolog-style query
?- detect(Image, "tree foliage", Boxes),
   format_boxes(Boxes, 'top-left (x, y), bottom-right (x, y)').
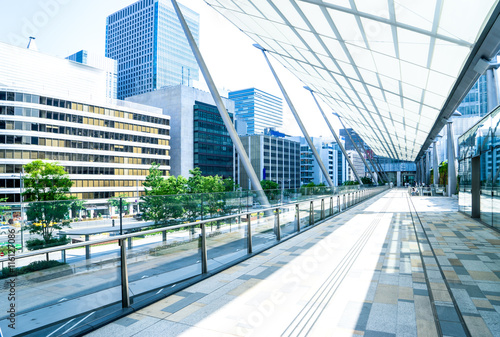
top-left (361, 176), bottom-right (373, 185)
top-left (22, 160), bottom-right (73, 242)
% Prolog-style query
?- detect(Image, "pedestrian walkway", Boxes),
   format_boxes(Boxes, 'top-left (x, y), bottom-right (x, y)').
top-left (86, 189), bottom-right (500, 337)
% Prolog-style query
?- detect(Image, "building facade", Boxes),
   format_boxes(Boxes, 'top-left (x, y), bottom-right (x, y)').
top-left (106, 0), bottom-right (200, 99)
top-left (228, 88), bottom-right (283, 135)
top-left (0, 42), bottom-right (171, 211)
top-left (66, 50), bottom-right (118, 99)
top-left (346, 150), bottom-right (365, 182)
top-left (236, 134), bottom-right (301, 190)
top-left (287, 136), bottom-right (348, 187)
top-left (127, 85), bottom-right (234, 178)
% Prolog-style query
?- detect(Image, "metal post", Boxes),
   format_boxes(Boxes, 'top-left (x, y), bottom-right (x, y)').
top-left (426, 150), bottom-right (431, 185)
top-left (256, 45), bottom-right (334, 187)
top-left (330, 197), bottom-right (333, 216)
top-left (171, 0), bottom-right (270, 208)
top-left (433, 141), bottom-right (439, 185)
top-left (201, 223), bottom-right (208, 274)
top-left (447, 122), bottom-right (457, 196)
top-left (276, 208), bottom-right (281, 241)
top-left (162, 230), bottom-right (167, 243)
top-left (336, 115), bottom-right (377, 183)
top-left (310, 201), bottom-right (314, 225)
top-left (295, 203), bottom-right (300, 232)
top-left (61, 250), bottom-right (66, 263)
top-left (247, 214), bottom-right (252, 254)
top-left (119, 198), bottom-right (123, 235)
top-left (307, 88), bottom-right (363, 185)
top-left (337, 196), bottom-right (340, 212)
top-left (127, 236), bottom-right (132, 250)
top-left (85, 234), bottom-right (90, 260)
top-left (20, 168), bottom-right (24, 252)
top-left (120, 238), bottom-right (130, 308)
top-left (321, 199), bottom-right (325, 219)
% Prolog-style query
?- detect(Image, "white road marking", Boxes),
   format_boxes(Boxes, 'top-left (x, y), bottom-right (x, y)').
top-left (62, 312), bottom-right (95, 334)
top-left (141, 275), bottom-right (148, 279)
top-left (156, 288), bottom-right (163, 294)
top-left (57, 298), bottom-right (67, 303)
top-left (46, 318), bottom-right (75, 337)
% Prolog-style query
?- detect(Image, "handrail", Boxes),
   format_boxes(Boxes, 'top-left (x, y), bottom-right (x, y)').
top-left (0, 187), bottom-right (381, 262)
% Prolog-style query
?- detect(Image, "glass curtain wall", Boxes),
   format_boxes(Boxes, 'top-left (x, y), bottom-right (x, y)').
top-left (458, 106), bottom-right (500, 228)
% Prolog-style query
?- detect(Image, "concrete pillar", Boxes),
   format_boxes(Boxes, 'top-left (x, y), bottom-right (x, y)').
top-left (397, 171), bottom-right (401, 187)
top-left (426, 151), bottom-right (431, 185)
top-left (447, 122), bottom-right (457, 196)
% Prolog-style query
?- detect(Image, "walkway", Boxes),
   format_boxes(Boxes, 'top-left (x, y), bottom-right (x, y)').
top-left (86, 189), bottom-right (500, 337)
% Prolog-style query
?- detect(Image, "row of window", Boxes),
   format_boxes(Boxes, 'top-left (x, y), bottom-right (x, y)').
top-left (0, 150), bottom-right (169, 169)
top-left (0, 91), bottom-right (169, 126)
top-left (0, 120), bottom-right (169, 146)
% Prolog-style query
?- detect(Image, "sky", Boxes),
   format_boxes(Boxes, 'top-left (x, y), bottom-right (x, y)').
top-left (0, 0), bottom-right (342, 139)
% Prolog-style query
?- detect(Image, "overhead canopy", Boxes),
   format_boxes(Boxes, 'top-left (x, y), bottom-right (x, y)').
top-left (204, 0), bottom-right (500, 161)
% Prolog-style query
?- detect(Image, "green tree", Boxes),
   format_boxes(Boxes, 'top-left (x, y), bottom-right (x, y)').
top-left (141, 164), bottom-right (186, 225)
top-left (260, 180), bottom-right (280, 202)
top-left (361, 176), bottom-right (373, 185)
top-left (22, 160), bottom-right (73, 243)
top-left (0, 197), bottom-right (10, 221)
top-left (70, 199), bottom-right (86, 219)
top-left (222, 177), bottom-right (239, 192)
top-left (439, 160), bottom-right (448, 186)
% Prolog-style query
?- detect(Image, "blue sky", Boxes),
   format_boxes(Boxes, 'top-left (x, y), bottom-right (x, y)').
top-left (0, 0), bottom-right (341, 138)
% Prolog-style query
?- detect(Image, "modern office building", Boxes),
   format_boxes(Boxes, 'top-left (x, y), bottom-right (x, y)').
top-left (0, 42), bottom-right (171, 214)
top-left (66, 50), bottom-right (118, 99)
top-left (346, 150), bottom-right (365, 182)
top-left (228, 88), bottom-right (283, 135)
top-left (127, 85), bottom-right (234, 178)
top-left (106, 0), bottom-right (200, 100)
top-left (287, 136), bottom-right (348, 186)
top-left (236, 134), bottom-right (300, 190)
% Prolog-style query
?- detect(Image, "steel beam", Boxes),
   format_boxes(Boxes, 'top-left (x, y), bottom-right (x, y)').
top-left (336, 115), bottom-right (377, 183)
top-left (171, 0), bottom-right (270, 207)
top-left (256, 45), bottom-right (334, 187)
top-left (306, 87), bottom-right (363, 184)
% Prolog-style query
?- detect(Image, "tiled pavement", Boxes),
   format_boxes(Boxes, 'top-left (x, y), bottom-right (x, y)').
top-left (86, 189), bottom-right (500, 337)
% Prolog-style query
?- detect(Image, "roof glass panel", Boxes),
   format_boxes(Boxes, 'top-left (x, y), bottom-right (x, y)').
top-left (206, 0), bottom-right (499, 160)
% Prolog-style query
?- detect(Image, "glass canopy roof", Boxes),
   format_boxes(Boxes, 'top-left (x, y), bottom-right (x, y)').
top-left (204, 0), bottom-right (499, 161)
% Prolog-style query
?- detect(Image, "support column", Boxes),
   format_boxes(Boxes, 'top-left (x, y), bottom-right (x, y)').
top-left (397, 171), bottom-right (401, 187)
top-left (306, 87), bottom-right (363, 185)
top-left (447, 121), bottom-right (457, 196)
top-left (256, 45), bottom-right (334, 187)
top-left (335, 115), bottom-right (377, 183)
top-left (433, 141), bottom-right (439, 185)
top-left (171, 0), bottom-right (270, 208)
top-left (487, 67), bottom-right (498, 113)
top-left (426, 150), bottom-right (431, 185)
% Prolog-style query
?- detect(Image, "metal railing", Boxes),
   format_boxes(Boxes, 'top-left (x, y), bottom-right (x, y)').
top-left (0, 185), bottom-right (388, 336)
top-left (408, 184), bottom-right (447, 196)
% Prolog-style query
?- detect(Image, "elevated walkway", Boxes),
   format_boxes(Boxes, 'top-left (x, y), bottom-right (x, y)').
top-left (87, 189), bottom-right (500, 337)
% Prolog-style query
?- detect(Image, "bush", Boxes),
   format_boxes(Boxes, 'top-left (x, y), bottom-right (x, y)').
top-left (26, 236), bottom-right (70, 251)
top-left (361, 177), bottom-right (373, 185)
top-left (1, 260), bottom-right (67, 279)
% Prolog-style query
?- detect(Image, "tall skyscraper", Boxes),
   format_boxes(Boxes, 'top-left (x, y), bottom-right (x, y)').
top-left (66, 50), bottom-right (118, 99)
top-left (228, 88), bottom-right (282, 135)
top-left (106, 0), bottom-right (200, 100)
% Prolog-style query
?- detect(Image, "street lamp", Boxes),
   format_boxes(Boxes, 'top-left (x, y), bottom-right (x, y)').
top-left (11, 169), bottom-right (24, 252)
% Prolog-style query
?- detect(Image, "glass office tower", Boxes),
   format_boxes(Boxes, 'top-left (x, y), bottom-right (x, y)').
top-left (228, 88), bottom-right (282, 135)
top-left (106, 0), bottom-right (200, 99)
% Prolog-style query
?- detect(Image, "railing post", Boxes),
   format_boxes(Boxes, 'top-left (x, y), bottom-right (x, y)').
top-left (201, 223), bottom-right (208, 274)
top-left (120, 238), bottom-right (130, 308)
top-left (330, 197), bottom-right (333, 216)
top-left (337, 195), bottom-right (340, 212)
top-left (321, 198), bottom-right (325, 219)
top-left (127, 236), bottom-right (132, 249)
top-left (247, 213), bottom-right (252, 254)
top-left (61, 249), bottom-right (66, 264)
top-left (162, 230), bottom-right (167, 242)
top-left (276, 208), bottom-right (281, 241)
top-left (295, 203), bottom-right (300, 232)
top-left (310, 201), bottom-right (314, 226)
top-left (85, 234), bottom-right (90, 260)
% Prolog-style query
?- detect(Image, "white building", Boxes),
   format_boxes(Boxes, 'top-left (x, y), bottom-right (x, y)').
top-left (0, 41), bottom-right (170, 216)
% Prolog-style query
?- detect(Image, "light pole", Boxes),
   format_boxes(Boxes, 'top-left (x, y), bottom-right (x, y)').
top-left (11, 169), bottom-right (24, 252)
